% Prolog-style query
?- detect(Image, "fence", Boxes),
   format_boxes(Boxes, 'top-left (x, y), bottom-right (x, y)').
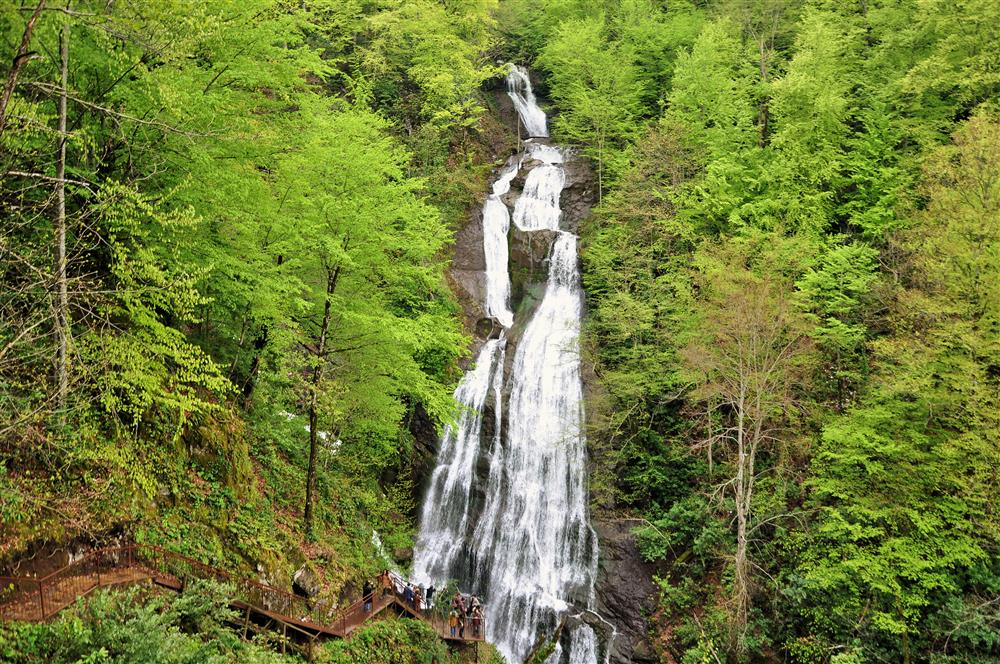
top-left (0, 542), bottom-right (486, 643)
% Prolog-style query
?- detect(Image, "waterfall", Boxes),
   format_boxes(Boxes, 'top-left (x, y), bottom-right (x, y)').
top-left (416, 338), bottom-right (505, 580)
top-left (506, 64), bottom-right (548, 138)
top-left (477, 233), bottom-right (598, 662)
top-left (414, 65), bottom-right (602, 664)
top-left (483, 159), bottom-right (521, 328)
top-left (513, 144), bottom-right (566, 232)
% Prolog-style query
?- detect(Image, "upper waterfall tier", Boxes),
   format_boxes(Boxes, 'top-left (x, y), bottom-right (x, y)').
top-left (506, 64), bottom-right (548, 138)
top-left (513, 143), bottom-right (566, 232)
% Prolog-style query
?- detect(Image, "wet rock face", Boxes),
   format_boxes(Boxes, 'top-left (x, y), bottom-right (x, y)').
top-left (448, 269), bottom-right (488, 329)
top-left (594, 520), bottom-right (660, 664)
top-left (561, 156), bottom-right (597, 233)
top-left (449, 204), bottom-right (489, 334)
top-left (452, 206), bottom-right (487, 272)
top-left (510, 227), bottom-right (558, 295)
top-left (492, 79), bottom-right (524, 138)
top-left (408, 402), bottom-right (440, 503)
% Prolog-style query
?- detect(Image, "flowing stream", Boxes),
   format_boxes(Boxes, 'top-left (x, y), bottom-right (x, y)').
top-left (414, 65), bottom-right (602, 664)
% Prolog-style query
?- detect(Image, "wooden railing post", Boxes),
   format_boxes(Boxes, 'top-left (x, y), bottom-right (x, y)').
top-left (37, 582), bottom-right (45, 620)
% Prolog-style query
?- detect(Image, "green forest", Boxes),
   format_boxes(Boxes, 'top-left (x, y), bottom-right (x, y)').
top-left (1, 0), bottom-right (997, 663)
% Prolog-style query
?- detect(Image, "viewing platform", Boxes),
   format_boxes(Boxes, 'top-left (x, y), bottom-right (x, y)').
top-left (0, 542), bottom-right (486, 659)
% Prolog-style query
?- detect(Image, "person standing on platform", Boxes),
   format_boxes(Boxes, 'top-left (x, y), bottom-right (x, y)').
top-left (378, 570), bottom-right (392, 597)
top-left (472, 606), bottom-right (483, 637)
top-left (362, 579), bottom-right (373, 613)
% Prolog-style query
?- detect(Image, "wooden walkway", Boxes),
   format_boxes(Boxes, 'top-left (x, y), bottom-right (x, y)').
top-left (0, 543), bottom-right (485, 658)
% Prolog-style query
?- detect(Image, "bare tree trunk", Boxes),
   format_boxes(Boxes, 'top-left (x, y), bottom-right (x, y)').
top-left (732, 388), bottom-right (750, 652)
top-left (55, 10), bottom-right (70, 420)
top-left (597, 131), bottom-right (605, 203)
top-left (304, 263), bottom-right (341, 533)
top-left (689, 278), bottom-right (810, 658)
top-left (0, 0), bottom-right (45, 139)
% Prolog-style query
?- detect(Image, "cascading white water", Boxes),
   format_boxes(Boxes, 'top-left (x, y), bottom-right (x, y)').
top-left (416, 338), bottom-right (506, 578)
top-left (557, 624), bottom-right (598, 663)
top-left (477, 233), bottom-right (597, 662)
top-left (483, 158), bottom-right (521, 328)
top-left (506, 64), bottom-right (548, 138)
top-left (513, 144), bottom-right (566, 232)
top-left (414, 65), bottom-right (603, 664)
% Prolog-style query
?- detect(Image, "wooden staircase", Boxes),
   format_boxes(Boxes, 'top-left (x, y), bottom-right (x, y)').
top-left (0, 543), bottom-right (485, 659)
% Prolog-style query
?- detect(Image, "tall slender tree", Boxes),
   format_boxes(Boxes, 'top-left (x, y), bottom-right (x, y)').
top-left (682, 262), bottom-right (812, 653)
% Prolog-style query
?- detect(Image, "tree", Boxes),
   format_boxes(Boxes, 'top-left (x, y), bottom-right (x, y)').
top-left (798, 114), bottom-right (1000, 663)
top-left (723, 0), bottom-right (800, 146)
top-left (0, 0), bottom-right (44, 138)
top-left (538, 14), bottom-right (645, 199)
top-left (271, 105), bottom-right (464, 533)
top-left (665, 17), bottom-right (761, 237)
top-left (362, 0), bottom-right (498, 133)
top-left (0, 0), bottom-right (466, 550)
top-left (681, 251), bottom-right (813, 654)
top-left (55, 4), bottom-right (69, 418)
top-left (795, 241), bottom-right (879, 409)
top-left (766, 8), bottom-right (862, 232)
top-left (609, 0), bottom-right (704, 114)
top-left (667, 18), bottom-right (757, 160)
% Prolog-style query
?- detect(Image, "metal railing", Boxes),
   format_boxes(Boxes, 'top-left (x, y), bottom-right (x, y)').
top-left (0, 542), bottom-right (487, 643)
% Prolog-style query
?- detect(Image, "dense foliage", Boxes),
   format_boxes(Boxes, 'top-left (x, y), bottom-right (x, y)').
top-left (499, 0), bottom-right (999, 662)
top-left (0, 580), bottom-right (503, 664)
top-left (320, 617), bottom-right (504, 664)
top-left (0, 0), bottom-right (504, 606)
top-left (3, 0), bottom-right (998, 662)
top-left (0, 580), bottom-right (284, 663)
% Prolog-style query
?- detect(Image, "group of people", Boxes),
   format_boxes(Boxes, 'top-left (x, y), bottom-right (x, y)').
top-left (359, 570), bottom-right (485, 639)
top-left (402, 581), bottom-right (434, 611)
top-left (448, 592), bottom-right (484, 639)
top-left (362, 570), bottom-right (421, 612)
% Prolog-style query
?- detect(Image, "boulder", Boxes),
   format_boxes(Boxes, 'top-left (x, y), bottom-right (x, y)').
top-left (475, 317), bottom-right (506, 340)
top-left (510, 227), bottom-right (558, 275)
top-left (292, 564), bottom-right (322, 598)
top-left (508, 158), bottom-right (545, 192)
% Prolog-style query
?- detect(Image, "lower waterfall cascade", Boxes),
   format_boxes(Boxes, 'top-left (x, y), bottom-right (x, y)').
top-left (413, 66), bottom-right (609, 664)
